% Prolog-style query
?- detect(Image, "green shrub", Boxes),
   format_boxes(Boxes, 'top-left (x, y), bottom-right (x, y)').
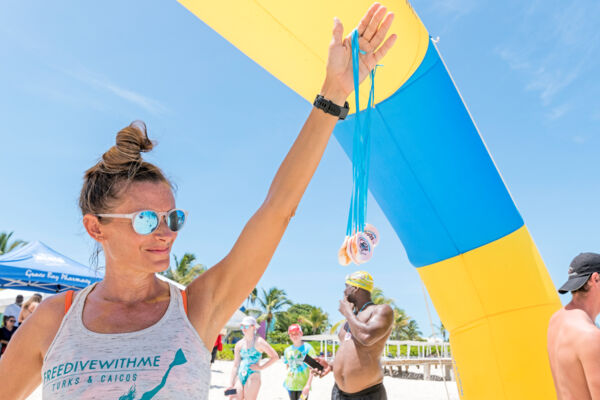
top-left (267, 331), bottom-right (292, 344)
top-left (216, 344), bottom-right (235, 361)
top-left (216, 342), bottom-right (291, 359)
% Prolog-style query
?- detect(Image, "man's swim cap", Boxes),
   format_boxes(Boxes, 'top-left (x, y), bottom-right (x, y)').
top-left (558, 252), bottom-right (600, 294)
top-left (345, 270), bottom-right (374, 293)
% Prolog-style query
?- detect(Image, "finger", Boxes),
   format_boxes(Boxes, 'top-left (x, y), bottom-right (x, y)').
top-left (369, 12), bottom-right (395, 51)
top-left (357, 3), bottom-right (381, 36)
top-left (373, 34), bottom-right (397, 64)
top-left (362, 5), bottom-right (387, 42)
top-left (331, 17), bottom-right (344, 46)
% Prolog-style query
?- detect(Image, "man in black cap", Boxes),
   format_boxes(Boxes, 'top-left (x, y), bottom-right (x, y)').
top-left (548, 252), bottom-right (600, 399)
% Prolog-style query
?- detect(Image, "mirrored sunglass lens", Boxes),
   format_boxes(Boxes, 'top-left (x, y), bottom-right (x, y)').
top-left (133, 211), bottom-right (159, 234)
top-left (167, 210), bottom-right (186, 232)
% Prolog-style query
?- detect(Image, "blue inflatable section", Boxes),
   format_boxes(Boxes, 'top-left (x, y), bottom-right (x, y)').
top-left (333, 39), bottom-right (524, 267)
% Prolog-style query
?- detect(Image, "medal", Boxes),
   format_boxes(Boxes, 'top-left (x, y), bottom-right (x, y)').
top-left (338, 30), bottom-right (381, 266)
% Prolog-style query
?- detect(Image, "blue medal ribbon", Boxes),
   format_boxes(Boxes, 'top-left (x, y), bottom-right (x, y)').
top-left (346, 30), bottom-right (379, 237)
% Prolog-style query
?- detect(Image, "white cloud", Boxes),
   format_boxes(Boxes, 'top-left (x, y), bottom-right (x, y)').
top-left (547, 103), bottom-right (571, 121)
top-left (572, 135), bottom-right (586, 144)
top-left (496, 1), bottom-right (600, 107)
top-left (59, 67), bottom-right (169, 115)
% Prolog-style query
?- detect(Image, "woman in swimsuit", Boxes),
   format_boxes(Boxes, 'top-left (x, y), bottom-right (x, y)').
top-left (0, 4), bottom-right (396, 399)
top-left (227, 316), bottom-right (278, 399)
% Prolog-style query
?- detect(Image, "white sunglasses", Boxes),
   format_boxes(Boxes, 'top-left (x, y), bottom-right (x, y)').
top-left (96, 209), bottom-right (188, 235)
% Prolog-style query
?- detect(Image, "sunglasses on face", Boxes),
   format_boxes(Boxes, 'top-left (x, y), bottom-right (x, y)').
top-left (241, 325), bottom-right (253, 329)
top-left (96, 209), bottom-right (188, 235)
top-left (7, 319), bottom-right (15, 323)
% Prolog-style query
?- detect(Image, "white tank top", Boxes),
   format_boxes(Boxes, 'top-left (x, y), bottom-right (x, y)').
top-left (42, 282), bottom-right (211, 399)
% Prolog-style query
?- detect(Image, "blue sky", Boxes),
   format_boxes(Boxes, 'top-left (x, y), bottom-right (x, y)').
top-left (1, 1), bottom-right (599, 336)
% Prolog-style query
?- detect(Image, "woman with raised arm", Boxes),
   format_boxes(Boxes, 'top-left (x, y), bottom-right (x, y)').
top-left (0, 4), bottom-right (396, 399)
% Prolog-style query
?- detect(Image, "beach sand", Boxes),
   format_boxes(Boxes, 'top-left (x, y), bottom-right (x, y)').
top-left (209, 360), bottom-right (459, 400)
top-left (28, 360), bottom-right (459, 399)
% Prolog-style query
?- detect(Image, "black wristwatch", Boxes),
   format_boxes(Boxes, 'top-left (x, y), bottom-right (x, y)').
top-left (313, 94), bottom-right (349, 120)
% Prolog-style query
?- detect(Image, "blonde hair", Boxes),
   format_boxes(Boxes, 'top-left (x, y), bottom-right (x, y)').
top-left (78, 121), bottom-right (171, 265)
top-left (22, 294), bottom-right (42, 311)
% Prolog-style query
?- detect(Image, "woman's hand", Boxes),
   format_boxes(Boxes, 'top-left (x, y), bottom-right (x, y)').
top-left (321, 3), bottom-right (397, 104)
top-left (302, 385), bottom-right (311, 398)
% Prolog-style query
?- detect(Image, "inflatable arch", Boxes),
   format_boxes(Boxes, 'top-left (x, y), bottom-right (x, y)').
top-left (178, 1), bottom-right (561, 398)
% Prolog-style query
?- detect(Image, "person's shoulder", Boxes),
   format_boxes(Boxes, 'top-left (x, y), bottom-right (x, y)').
top-left (373, 303), bottom-right (393, 316)
top-left (33, 292), bottom-right (72, 325)
top-left (553, 307), bottom-right (600, 341)
top-left (256, 336), bottom-right (270, 347)
top-left (283, 345), bottom-right (293, 356)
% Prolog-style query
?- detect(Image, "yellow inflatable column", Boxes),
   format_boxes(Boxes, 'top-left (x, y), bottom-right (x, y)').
top-left (419, 227), bottom-right (560, 399)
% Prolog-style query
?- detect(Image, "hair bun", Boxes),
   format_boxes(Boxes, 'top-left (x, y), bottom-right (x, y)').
top-left (100, 120), bottom-right (155, 173)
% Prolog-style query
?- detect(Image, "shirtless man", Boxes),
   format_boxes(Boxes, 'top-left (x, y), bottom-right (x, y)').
top-left (315, 271), bottom-right (393, 399)
top-left (548, 252), bottom-right (600, 400)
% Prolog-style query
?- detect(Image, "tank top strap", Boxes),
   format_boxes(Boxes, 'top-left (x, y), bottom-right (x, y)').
top-left (181, 289), bottom-right (188, 315)
top-left (64, 290), bottom-right (74, 314)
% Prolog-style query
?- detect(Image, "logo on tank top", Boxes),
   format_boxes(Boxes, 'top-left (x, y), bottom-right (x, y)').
top-left (43, 348), bottom-right (188, 398)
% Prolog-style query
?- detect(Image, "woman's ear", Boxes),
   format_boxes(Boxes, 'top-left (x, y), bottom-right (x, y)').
top-left (83, 214), bottom-right (104, 242)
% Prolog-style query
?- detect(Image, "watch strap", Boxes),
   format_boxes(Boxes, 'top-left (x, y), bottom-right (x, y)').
top-left (313, 94), bottom-right (349, 120)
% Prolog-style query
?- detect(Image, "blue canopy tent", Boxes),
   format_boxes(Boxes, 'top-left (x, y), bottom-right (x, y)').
top-left (0, 241), bottom-right (102, 293)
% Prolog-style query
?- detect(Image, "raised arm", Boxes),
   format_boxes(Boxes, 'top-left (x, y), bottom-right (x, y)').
top-left (186, 3), bottom-right (397, 346)
top-left (343, 304), bottom-right (393, 347)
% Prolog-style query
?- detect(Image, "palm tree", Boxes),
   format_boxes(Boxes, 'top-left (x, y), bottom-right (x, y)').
top-left (438, 322), bottom-right (448, 341)
top-left (391, 307), bottom-right (411, 340)
top-left (404, 320), bottom-right (422, 340)
top-left (371, 287), bottom-right (396, 307)
top-left (298, 307), bottom-right (329, 335)
top-left (274, 310), bottom-right (296, 333)
top-left (159, 253), bottom-right (205, 285)
top-left (256, 287), bottom-right (292, 337)
top-left (246, 287), bottom-right (258, 309)
top-left (0, 231), bottom-right (27, 255)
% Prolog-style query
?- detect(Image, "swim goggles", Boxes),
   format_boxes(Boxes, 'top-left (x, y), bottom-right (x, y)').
top-left (96, 209), bottom-right (188, 235)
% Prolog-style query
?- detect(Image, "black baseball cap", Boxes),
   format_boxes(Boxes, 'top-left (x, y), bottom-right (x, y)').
top-left (558, 252), bottom-right (600, 294)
